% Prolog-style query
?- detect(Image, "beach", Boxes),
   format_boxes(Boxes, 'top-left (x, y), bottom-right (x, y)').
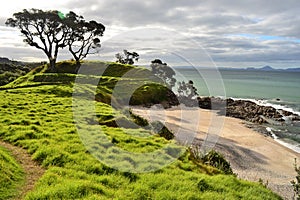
top-left (132, 105), bottom-right (300, 199)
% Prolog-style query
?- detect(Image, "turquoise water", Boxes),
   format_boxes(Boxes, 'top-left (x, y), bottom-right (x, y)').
top-left (174, 68), bottom-right (300, 152)
top-left (175, 68), bottom-right (300, 113)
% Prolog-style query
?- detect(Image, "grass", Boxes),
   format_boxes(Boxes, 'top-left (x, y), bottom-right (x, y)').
top-left (0, 61), bottom-right (283, 199)
top-left (0, 146), bottom-right (24, 200)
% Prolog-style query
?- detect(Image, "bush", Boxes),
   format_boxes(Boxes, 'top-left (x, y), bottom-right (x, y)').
top-left (150, 121), bottom-right (174, 140)
top-left (189, 147), bottom-right (233, 175)
top-left (291, 158), bottom-right (300, 200)
top-left (127, 109), bottom-right (149, 127)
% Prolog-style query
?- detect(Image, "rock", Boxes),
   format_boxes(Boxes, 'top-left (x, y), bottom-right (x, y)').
top-left (197, 96), bottom-right (297, 125)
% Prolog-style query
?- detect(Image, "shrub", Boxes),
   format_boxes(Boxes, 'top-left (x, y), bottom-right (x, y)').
top-left (197, 179), bottom-right (211, 192)
top-left (150, 121), bottom-right (174, 140)
top-left (189, 147), bottom-right (233, 175)
top-left (126, 109), bottom-right (149, 127)
top-left (291, 158), bottom-right (300, 200)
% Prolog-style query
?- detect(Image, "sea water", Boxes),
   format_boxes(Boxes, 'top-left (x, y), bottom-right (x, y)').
top-left (174, 67), bottom-right (300, 153)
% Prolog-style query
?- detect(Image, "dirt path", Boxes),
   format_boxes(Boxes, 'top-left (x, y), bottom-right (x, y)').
top-left (0, 140), bottom-right (45, 200)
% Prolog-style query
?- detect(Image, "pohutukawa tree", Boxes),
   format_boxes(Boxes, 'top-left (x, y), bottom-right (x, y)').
top-left (177, 80), bottom-right (198, 99)
top-left (6, 9), bottom-right (68, 72)
top-left (64, 11), bottom-right (105, 64)
top-left (115, 50), bottom-right (139, 65)
top-left (150, 59), bottom-right (176, 89)
top-left (5, 9), bottom-right (105, 72)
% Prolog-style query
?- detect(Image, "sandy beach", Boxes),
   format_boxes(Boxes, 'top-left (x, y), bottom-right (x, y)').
top-left (132, 105), bottom-right (300, 199)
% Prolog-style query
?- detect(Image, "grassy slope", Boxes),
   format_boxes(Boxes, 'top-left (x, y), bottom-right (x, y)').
top-left (0, 146), bottom-right (24, 200)
top-left (0, 62), bottom-right (40, 86)
top-left (0, 61), bottom-right (281, 199)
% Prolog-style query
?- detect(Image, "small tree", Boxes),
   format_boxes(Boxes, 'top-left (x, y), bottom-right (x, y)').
top-left (115, 50), bottom-right (139, 65)
top-left (150, 59), bottom-right (176, 89)
top-left (177, 80), bottom-right (198, 99)
top-left (6, 9), bottom-right (69, 72)
top-left (64, 11), bottom-right (105, 64)
top-left (177, 80), bottom-right (199, 107)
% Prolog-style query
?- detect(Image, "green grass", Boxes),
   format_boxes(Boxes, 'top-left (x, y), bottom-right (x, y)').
top-left (0, 61), bottom-right (282, 199)
top-left (0, 146), bottom-right (24, 200)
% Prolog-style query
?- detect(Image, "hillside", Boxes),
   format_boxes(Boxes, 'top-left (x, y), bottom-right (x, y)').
top-left (0, 58), bottom-right (41, 86)
top-left (0, 61), bottom-right (282, 199)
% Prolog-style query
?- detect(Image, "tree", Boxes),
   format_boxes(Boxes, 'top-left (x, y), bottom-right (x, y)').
top-left (64, 11), bottom-right (105, 64)
top-left (6, 9), bottom-right (69, 72)
top-left (115, 50), bottom-right (139, 65)
top-left (6, 9), bottom-right (105, 72)
top-left (150, 59), bottom-right (176, 89)
top-left (177, 80), bottom-right (198, 99)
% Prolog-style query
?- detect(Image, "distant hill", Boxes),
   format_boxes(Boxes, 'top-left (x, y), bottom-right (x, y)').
top-left (173, 65), bottom-right (300, 72)
top-left (244, 66), bottom-right (300, 72)
top-left (285, 67), bottom-right (300, 72)
top-left (0, 57), bottom-right (11, 63)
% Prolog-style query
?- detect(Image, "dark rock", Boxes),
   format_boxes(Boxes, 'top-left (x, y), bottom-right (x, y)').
top-left (197, 96), bottom-right (299, 125)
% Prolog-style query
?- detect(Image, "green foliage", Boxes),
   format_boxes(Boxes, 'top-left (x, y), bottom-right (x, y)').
top-left (150, 59), bottom-right (176, 89)
top-left (189, 147), bottom-right (233, 175)
top-left (115, 50), bottom-right (139, 65)
top-left (291, 158), bottom-right (300, 200)
top-left (64, 11), bottom-right (105, 62)
top-left (151, 121), bottom-right (174, 140)
top-left (0, 146), bottom-right (24, 200)
top-left (127, 109), bottom-right (149, 127)
top-left (0, 62), bottom-right (37, 86)
top-left (50, 60), bottom-right (80, 74)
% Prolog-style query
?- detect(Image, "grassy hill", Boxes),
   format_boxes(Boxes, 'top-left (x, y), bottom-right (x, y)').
top-left (0, 61), bottom-right (282, 199)
top-left (0, 146), bottom-right (24, 200)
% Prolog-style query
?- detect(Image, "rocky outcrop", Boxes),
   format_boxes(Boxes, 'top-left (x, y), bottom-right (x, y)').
top-left (197, 97), bottom-right (298, 124)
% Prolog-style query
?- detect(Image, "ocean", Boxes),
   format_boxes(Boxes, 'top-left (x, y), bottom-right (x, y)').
top-left (174, 67), bottom-right (300, 153)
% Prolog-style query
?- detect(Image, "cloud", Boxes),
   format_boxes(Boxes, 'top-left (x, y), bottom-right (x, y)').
top-left (1, 0), bottom-right (300, 67)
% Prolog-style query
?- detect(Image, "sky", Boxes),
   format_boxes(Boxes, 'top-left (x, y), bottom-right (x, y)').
top-left (0, 0), bottom-right (300, 68)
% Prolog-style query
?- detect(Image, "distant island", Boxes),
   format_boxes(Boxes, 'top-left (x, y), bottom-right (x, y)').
top-left (170, 64), bottom-right (300, 72)
top-left (245, 65), bottom-right (300, 72)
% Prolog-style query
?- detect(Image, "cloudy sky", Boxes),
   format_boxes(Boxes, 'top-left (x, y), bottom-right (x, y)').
top-left (0, 0), bottom-right (300, 68)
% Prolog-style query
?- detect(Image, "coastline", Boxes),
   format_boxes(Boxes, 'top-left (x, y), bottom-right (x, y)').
top-left (196, 96), bottom-right (300, 154)
top-left (132, 105), bottom-right (300, 199)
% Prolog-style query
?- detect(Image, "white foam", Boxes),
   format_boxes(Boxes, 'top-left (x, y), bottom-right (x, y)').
top-left (230, 97), bottom-right (300, 116)
top-left (266, 127), bottom-right (300, 153)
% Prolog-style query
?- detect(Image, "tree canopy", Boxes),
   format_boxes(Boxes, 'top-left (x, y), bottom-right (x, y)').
top-left (5, 9), bottom-right (105, 72)
top-left (64, 11), bottom-right (105, 63)
top-left (115, 50), bottom-right (139, 65)
top-left (150, 59), bottom-right (176, 89)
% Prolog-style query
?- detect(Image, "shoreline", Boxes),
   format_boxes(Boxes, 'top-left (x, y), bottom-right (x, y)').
top-left (132, 105), bottom-right (300, 199)
top-left (196, 96), bottom-right (300, 154)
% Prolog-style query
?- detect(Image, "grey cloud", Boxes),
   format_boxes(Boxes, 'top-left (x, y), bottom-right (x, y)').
top-left (63, 0), bottom-right (300, 39)
top-left (2, 0), bottom-right (300, 67)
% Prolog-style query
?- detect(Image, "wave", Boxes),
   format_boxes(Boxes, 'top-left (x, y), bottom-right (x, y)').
top-left (266, 127), bottom-right (300, 153)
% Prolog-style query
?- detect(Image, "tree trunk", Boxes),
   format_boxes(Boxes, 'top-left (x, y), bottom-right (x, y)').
top-left (75, 61), bottom-right (81, 74)
top-left (48, 58), bottom-right (57, 72)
